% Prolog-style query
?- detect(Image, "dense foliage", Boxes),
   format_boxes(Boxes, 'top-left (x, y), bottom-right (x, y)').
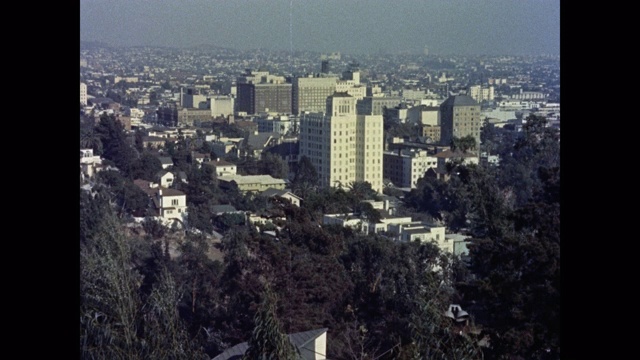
top-left (80, 113), bottom-right (559, 359)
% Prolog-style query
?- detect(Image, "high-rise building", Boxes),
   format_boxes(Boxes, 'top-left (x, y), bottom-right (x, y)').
top-left (468, 85), bottom-right (495, 103)
top-left (236, 69), bottom-right (292, 114)
top-left (293, 75), bottom-right (338, 115)
top-left (80, 82), bottom-right (87, 106)
top-left (299, 92), bottom-right (383, 193)
top-left (439, 95), bottom-right (481, 147)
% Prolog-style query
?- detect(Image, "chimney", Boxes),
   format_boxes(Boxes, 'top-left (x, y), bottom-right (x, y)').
top-left (158, 189), bottom-right (162, 196)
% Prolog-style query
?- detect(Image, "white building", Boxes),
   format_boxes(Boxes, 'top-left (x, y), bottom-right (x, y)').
top-left (80, 82), bottom-right (87, 106)
top-left (133, 179), bottom-right (188, 221)
top-left (209, 95), bottom-right (235, 117)
top-left (256, 114), bottom-right (294, 135)
top-left (383, 149), bottom-right (438, 188)
top-left (468, 85), bottom-right (495, 103)
top-left (300, 92), bottom-right (384, 193)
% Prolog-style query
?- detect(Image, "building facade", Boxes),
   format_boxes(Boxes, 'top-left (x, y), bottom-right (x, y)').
top-left (236, 70), bottom-right (292, 114)
top-left (299, 93), bottom-right (383, 193)
top-left (468, 85), bottom-right (495, 103)
top-left (80, 82), bottom-right (87, 106)
top-left (439, 95), bottom-right (482, 147)
top-left (293, 75), bottom-right (338, 115)
top-left (383, 149), bottom-right (438, 189)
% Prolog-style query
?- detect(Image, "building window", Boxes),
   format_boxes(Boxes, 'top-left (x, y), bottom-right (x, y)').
top-left (171, 199), bottom-right (179, 205)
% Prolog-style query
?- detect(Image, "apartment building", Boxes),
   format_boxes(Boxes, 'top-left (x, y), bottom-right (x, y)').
top-left (299, 92), bottom-right (383, 193)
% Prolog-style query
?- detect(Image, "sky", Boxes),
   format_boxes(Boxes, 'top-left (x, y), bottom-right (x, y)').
top-left (80, 0), bottom-right (560, 56)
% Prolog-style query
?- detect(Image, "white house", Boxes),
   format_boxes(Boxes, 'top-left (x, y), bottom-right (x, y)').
top-left (155, 170), bottom-right (174, 188)
top-left (133, 179), bottom-right (187, 220)
top-left (80, 148), bottom-right (102, 179)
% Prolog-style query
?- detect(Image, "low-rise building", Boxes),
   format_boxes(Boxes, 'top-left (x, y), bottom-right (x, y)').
top-left (218, 174), bottom-right (287, 194)
top-left (383, 149), bottom-right (438, 189)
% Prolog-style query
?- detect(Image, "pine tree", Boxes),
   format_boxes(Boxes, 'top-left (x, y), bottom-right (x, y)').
top-left (242, 284), bottom-right (299, 360)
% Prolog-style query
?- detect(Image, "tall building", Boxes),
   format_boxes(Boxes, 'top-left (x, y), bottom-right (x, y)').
top-left (236, 69), bottom-right (292, 114)
top-left (293, 75), bottom-right (339, 115)
top-left (80, 82), bottom-right (87, 106)
top-left (299, 93), bottom-right (383, 193)
top-left (439, 95), bottom-right (481, 147)
top-left (468, 85), bottom-right (495, 103)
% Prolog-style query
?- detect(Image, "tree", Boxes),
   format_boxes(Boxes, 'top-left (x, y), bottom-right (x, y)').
top-left (450, 135), bottom-right (477, 153)
top-left (242, 284), bottom-right (300, 360)
top-left (95, 113), bottom-right (138, 177)
top-left (258, 153), bottom-right (289, 179)
top-left (291, 155), bottom-right (318, 198)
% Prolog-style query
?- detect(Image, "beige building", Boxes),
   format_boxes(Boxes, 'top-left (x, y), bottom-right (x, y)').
top-left (300, 92), bottom-right (384, 193)
top-left (468, 85), bottom-right (495, 103)
top-left (439, 95), bottom-right (482, 147)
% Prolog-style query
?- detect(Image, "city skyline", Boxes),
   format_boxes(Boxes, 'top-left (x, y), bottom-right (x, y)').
top-left (80, 0), bottom-right (560, 56)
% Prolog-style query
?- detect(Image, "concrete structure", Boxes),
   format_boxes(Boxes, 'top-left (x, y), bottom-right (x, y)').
top-left (80, 82), bottom-right (87, 106)
top-left (357, 96), bottom-right (402, 116)
top-left (293, 75), bottom-right (338, 115)
top-left (181, 88), bottom-right (208, 109)
top-left (209, 95), bottom-right (235, 118)
top-left (439, 95), bottom-right (482, 147)
top-left (468, 85), bottom-right (495, 103)
top-left (256, 114), bottom-right (295, 135)
top-left (406, 105), bottom-right (439, 126)
top-left (388, 222), bottom-right (450, 251)
top-left (299, 92), bottom-right (384, 193)
top-left (383, 149), bottom-right (437, 188)
top-left (236, 69), bottom-right (292, 114)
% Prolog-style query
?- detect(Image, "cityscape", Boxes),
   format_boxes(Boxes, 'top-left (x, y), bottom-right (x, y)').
top-left (80, 1), bottom-right (560, 359)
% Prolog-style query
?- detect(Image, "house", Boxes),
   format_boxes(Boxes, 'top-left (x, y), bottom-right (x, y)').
top-left (133, 179), bottom-right (187, 220)
top-left (154, 170), bottom-right (174, 188)
top-left (212, 328), bottom-right (328, 360)
top-left (260, 188), bottom-right (303, 207)
top-left (80, 148), bottom-right (102, 179)
top-left (157, 156), bottom-right (174, 169)
top-left (218, 174), bottom-right (287, 194)
top-left (388, 222), bottom-right (451, 252)
top-left (243, 131), bottom-right (281, 158)
top-left (191, 151), bottom-right (210, 165)
top-left (203, 158), bottom-right (237, 176)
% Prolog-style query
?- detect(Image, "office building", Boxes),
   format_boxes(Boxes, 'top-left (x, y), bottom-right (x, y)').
top-left (439, 95), bottom-right (481, 147)
top-left (236, 69), bottom-right (292, 114)
top-left (293, 75), bottom-right (338, 115)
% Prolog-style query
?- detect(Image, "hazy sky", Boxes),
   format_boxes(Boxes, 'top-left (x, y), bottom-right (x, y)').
top-left (80, 0), bottom-right (560, 56)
